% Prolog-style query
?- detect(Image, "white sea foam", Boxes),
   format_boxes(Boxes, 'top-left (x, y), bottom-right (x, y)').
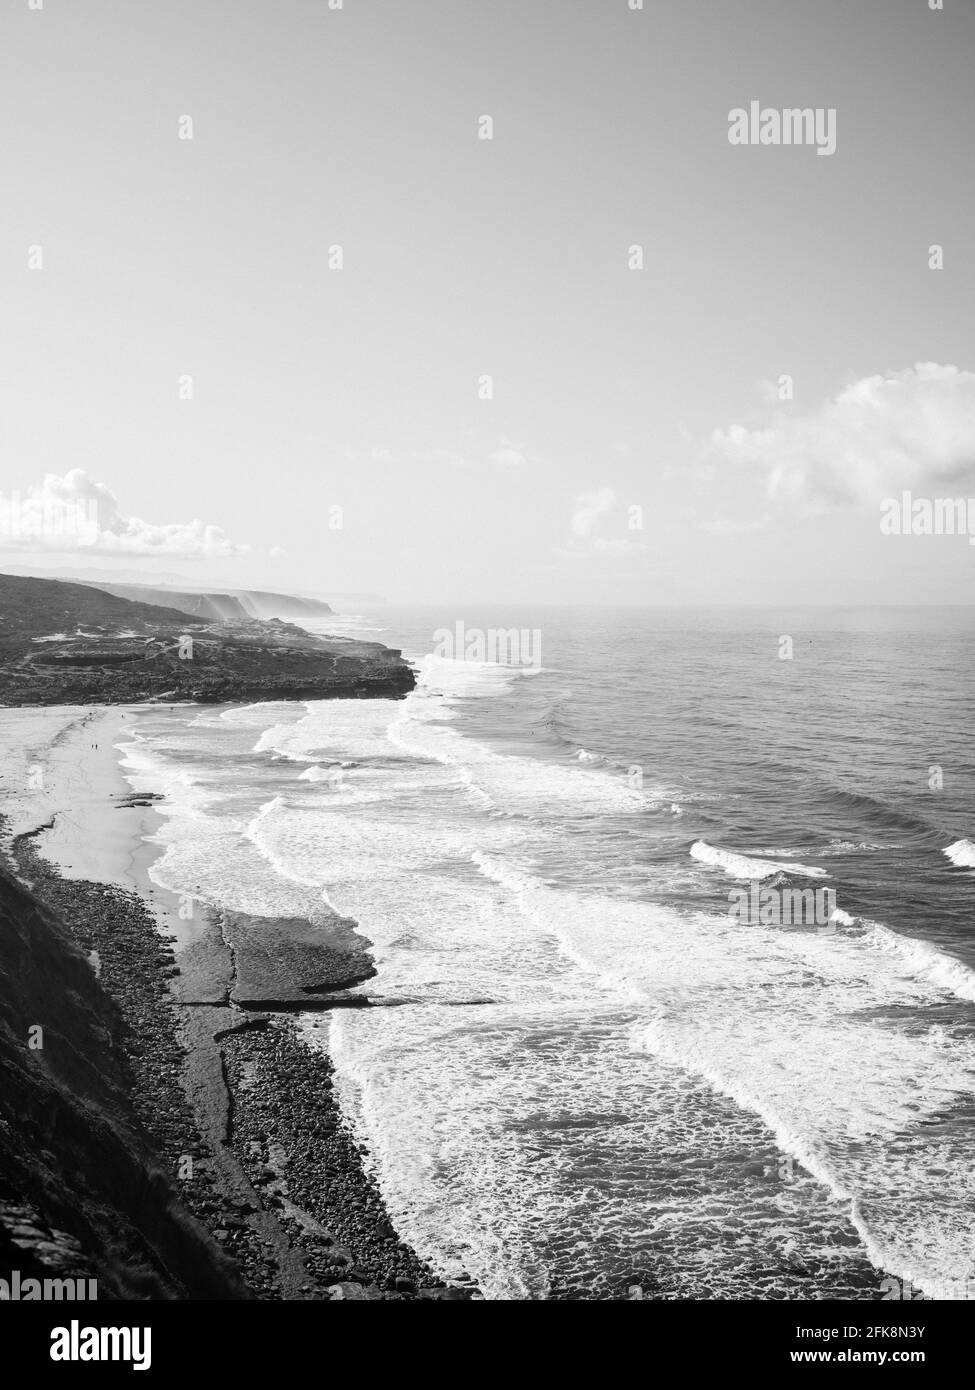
top-left (216, 701), bottom-right (307, 729)
top-left (863, 921), bottom-right (975, 1004)
top-left (386, 658), bottom-right (659, 817)
top-left (253, 701), bottom-right (402, 765)
top-left (944, 839), bottom-right (975, 869)
top-left (690, 840), bottom-right (828, 879)
top-left (631, 1000), bottom-right (975, 1302)
top-left (823, 840), bottom-right (894, 854)
top-left (575, 748), bottom-right (601, 763)
top-left (754, 841), bottom-right (892, 857)
top-left (117, 735), bottom-right (216, 814)
top-left (298, 765), bottom-right (343, 782)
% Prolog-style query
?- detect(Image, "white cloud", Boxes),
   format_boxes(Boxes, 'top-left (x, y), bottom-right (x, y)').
top-left (552, 536), bottom-right (646, 560)
top-left (555, 487), bottom-right (646, 559)
top-left (756, 378), bottom-right (785, 404)
top-left (369, 439), bottom-right (536, 471)
top-left (370, 446), bottom-right (467, 468)
top-left (0, 469), bottom-right (248, 556)
top-left (487, 444), bottom-right (529, 469)
top-left (697, 515), bottom-right (772, 538)
top-left (487, 437), bottom-right (548, 470)
top-left (591, 536), bottom-right (646, 555)
top-left (710, 363), bottom-right (975, 514)
top-left (570, 486), bottom-right (616, 537)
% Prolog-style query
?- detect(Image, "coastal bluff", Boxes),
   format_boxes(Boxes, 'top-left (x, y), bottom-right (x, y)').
top-left (0, 861), bottom-right (245, 1299)
top-left (0, 574), bottom-right (413, 705)
top-left (71, 579), bottom-right (336, 625)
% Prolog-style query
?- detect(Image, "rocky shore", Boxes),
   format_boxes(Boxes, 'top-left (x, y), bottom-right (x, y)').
top-left (0, 573), bottom-right (413, 705)
top-left (9, 832), bottom-right (476, 1301)
top-left (222, 1026), bottom-right (470, 1298)
top-left (0, 829), bottom-right (244, 1300)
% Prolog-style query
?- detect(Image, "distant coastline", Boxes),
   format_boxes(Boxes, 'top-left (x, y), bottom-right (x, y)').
top-left (0, 574), bottom-right (413, 706)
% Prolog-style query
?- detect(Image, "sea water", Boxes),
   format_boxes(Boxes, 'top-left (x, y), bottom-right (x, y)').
top-left (115, 605), bottom-right (975, 1301)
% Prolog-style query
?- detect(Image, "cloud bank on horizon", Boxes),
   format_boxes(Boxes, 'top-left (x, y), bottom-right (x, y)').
top-left (0, 469), bottom-right (248, 558)
top-left (7, 361), bottom-right (974, 575)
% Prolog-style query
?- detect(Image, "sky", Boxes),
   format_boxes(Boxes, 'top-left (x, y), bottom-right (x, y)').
top-left (1, 0), bottom-right (974, 605)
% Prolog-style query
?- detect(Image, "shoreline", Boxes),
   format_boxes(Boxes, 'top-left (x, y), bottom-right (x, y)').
top-left (0, 702), bottom-right (914, 1301)
top-left (2, 703), bottom-right (474, 1301)
top-left (0, 704), bottom-right (187, 942)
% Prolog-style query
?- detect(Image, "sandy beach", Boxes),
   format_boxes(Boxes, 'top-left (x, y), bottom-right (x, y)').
top-left (0, 704), bottom-right (187, 940)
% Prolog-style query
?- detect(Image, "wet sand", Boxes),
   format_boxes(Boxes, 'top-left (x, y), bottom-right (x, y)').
top-left (0, 704), bottom-right (186, 939)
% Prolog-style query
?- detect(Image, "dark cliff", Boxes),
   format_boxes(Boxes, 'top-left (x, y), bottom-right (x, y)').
top-left (0, 863), bottom-right (245, 1299)
top-left (0, 574), bottom-right (412, 705)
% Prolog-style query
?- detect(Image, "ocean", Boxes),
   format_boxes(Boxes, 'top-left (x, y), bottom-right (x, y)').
top-left (115, 605), bottom-right (975, 1301)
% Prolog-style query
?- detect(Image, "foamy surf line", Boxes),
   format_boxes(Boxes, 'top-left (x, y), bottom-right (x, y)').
top-left (386, 656), bottom-right (662, 816)
top-left (863, 921), bottom-right (975, 1005)
top-left (690, 840), bottom-right (828, 879)
top-left (944, 839), bottom-right (975, 869)
top-left (691, 839), bottom-right (975, 1006)
top-left (245, 794), bottom-right (340, 899)
top-left (632, 1017), bottom-right (971, 1302)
